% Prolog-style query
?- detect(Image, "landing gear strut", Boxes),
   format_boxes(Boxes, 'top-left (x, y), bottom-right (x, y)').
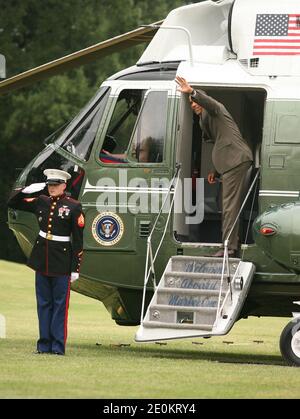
top-left (280, 318), bottom-right (300, 367)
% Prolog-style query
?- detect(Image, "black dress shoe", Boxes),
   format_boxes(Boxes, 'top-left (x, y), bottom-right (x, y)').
top-left (33, 350), bottom-right (50, 354)
top-left (52, 351), bottom-right (64, 356)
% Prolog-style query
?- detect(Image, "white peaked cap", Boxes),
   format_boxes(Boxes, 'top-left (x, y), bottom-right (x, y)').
top-left (43, 169), bottom-right (71, 184)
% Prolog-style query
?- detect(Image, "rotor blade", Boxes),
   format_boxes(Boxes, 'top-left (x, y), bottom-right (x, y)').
top-left (0, 21), bottom-right (162, 96)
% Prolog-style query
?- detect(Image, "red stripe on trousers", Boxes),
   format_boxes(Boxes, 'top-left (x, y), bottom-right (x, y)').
top-left (64, 278), bottom-right (71, 347)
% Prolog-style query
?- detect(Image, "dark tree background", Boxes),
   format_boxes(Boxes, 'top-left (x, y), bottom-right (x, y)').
top-left (0, 0), bottom-right (199, 262)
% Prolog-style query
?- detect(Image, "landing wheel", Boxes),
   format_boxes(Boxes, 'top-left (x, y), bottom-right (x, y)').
top-left (279, 318), bottom-right (300, 367)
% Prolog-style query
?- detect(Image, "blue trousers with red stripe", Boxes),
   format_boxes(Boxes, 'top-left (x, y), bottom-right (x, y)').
top-left (35, 272), bottom-right (70, 354)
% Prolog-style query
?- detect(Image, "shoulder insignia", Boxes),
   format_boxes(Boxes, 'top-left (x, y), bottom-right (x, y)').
top-left (77, 213), bottom-right (85, 228)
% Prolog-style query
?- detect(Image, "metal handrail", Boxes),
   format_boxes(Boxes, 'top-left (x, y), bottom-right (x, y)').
top-left (140, 164), bottom-right (182, 324)
top-left (217, 261), bottom-right (242, 321)
top-left (215, 168), bottom-right (260, 320)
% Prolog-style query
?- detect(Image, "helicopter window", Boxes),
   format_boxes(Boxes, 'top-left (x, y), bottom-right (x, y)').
top-left (275, 108), bottom-right (300, 144)
top-left (61, 87), bottom-right (110, 161)
top-left (100, 89), bottom-right (145, 163)
top-left (128, 91), bottom-right (168, 163)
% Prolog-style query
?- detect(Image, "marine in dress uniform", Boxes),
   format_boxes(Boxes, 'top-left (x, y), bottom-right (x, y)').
top-left (176, 76), bottom-right (253, 256)
top-left (8, 169), bottom-right (85, 355)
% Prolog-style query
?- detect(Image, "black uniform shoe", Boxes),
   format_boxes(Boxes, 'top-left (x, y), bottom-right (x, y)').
top-left (33, 350), bottom-right (51, 354)
top-left (52, 351), bottom-right (65, 356)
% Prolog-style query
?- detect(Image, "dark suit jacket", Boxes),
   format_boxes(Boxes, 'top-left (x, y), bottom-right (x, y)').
top-left (192, 89), bottom-right (253, 174)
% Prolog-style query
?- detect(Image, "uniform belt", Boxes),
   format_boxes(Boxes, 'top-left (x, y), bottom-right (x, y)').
top-left (39, 231), bottom-right (71, 242)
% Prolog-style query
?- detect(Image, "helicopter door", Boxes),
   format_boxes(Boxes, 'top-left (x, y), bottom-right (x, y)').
top-left (174, 87), bottom-right (266, 245)
top-left (260, 100), bottom-right (300, 212)
top-left (81, 84), bottom-right (175, 285)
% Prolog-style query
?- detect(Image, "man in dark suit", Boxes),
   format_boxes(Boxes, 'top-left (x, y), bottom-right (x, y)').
top-left (8, 169), bottom-right (85, 355)
top-left (176, 76), bottom-right (253, 256)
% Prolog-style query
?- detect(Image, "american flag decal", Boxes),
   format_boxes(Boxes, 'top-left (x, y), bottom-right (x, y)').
top-left (253, 14), bottom-right (300, 56)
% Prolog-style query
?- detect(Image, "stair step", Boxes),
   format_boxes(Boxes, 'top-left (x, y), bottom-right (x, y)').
top-left (171, 255), bottom-right (241, 264)
top-left (158, 287), bottom-right (226, 297)
top-left (165, 271), bottom-right (226, 279)
top-left (143, 320), bottom-right (213, 331)
top-left (150, 304), bottom-right (217, 313)
top-left (157, 291), bottom-right (222, 309)
top-left (164, 271), bottom-right (230, 292)
top-left (171, 256), bottom-right (240, 275)
top-left (149, 304), bottom-right (217, 326)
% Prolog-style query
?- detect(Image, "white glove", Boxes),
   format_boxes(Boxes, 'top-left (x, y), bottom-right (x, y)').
top-left (22, 182), bottom-right (46, 194)
top-left (71, 272), bottom-right (79, 283)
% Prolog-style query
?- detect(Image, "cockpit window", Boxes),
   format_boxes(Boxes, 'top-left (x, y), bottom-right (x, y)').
top-left (100, 89), bottom-right (145, 164)
top-left (60, 87), bottom-right (110, 161)
top-left (128, 91), bottom-right (168, 163)
top-left (99, 89), bottom-right (168, 164)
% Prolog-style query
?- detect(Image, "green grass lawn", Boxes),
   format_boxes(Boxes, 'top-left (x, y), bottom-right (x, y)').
top-left (0, 259), bottom-right (300, 399)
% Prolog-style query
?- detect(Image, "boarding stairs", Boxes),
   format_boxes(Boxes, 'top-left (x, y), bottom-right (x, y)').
top-left (135, 255), bottom-right (255, 342)
top-left (135, 165), bottom-right (259, 343)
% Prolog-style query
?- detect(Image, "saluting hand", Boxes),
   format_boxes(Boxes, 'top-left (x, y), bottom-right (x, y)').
top-left (175, 76), bottom-right (194, 94)
top-left (23, 183), bottom-right (46, 194)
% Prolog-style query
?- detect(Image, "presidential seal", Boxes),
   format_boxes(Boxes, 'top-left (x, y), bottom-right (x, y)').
top-left (92, 212), bottom-right (124, 246)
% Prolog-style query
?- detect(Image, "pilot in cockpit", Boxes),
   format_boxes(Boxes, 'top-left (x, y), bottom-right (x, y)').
top-left (100, 136), bottom-right (160, 164)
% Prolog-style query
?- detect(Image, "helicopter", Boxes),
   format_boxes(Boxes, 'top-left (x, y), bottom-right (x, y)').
top-left (3, 0), bottom-right (300, 367)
